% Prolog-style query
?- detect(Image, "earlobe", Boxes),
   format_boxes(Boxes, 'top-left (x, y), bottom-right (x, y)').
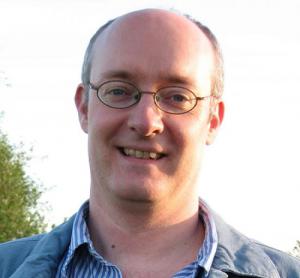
top-left (75, 84), bottom-right (89, 133)
top-left (206, 100), bottom-right (224, 145)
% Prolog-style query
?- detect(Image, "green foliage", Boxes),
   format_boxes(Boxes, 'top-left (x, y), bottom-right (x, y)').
top-left (0, 128), bottom-right (46, 243)
top-left (291, 240), bottom-right (300, 259)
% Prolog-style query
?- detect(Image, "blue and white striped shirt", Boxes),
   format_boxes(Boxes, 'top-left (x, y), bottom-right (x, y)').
top-left (56, 201), bottom-right (218, 277)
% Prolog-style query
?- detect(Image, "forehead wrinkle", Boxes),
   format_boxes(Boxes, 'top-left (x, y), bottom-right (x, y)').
top-left (97, 69), bottom-right (197, 88)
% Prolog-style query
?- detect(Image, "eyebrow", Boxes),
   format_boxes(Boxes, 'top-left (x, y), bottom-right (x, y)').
top-left (100, 70), bottom-right (195, 87)
top-left (163, 75), bottom-right (195, 87)
top-left (101, 70), bottom-right (135, 81)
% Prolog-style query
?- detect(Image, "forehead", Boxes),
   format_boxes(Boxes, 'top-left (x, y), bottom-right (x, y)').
top-left (90, 10), bottom-right (215, 87)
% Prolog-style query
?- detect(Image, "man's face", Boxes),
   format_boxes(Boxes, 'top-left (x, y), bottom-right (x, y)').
top-left (76, 10), bottom-right (223, 209)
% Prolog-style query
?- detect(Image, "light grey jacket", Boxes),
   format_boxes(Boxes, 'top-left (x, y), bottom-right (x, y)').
top-left (0, 212), bottom-right (299, 277)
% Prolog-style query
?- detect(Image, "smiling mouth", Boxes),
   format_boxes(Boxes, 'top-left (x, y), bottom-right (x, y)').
top-left (119, 147), bottom-right (164, 160)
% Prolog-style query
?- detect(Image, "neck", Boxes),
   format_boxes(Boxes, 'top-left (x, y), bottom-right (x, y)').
top-left (88, 194), bottom-right (204, 277)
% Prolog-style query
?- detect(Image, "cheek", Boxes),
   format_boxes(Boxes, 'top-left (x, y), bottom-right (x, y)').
top-left (172, 114), bottom-right (210, 174)
top-left (172, 113), bottom-right (209, 148)
top-left (87, 103), bottom-right (126, 139)
top-left (183, 124), bottom-right (208, 170)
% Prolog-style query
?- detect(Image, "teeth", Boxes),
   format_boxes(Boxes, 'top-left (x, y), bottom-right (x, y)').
top-left (135, 150), bottom-right (143, 158)
top-left (149, 152), bottom-right (158, 159)
top-left (128, 149), bottom-right (135, 156)
top-left (123, 148), bottom-right (161, 160)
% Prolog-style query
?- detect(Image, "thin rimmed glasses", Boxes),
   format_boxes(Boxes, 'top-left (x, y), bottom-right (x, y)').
top-left (88, 80), bottom-right (211, 115)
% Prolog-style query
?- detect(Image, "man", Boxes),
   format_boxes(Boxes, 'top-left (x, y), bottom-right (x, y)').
top-left (0, 8), bottom-right (299, 278)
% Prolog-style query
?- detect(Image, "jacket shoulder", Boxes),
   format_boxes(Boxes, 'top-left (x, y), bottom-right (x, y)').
top-left (0, 234), bottom-right (44, 278)
top-left (256, 242), bottom-right (300, 277)
top-left (0, 216), bottom-right (75, 278)
top-left (212, 210), bottom-right (300, 278)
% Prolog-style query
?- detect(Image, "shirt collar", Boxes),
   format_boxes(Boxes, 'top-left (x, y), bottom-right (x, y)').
top-left (198, 199), bottom-right (219, 276)
top-left (62, 199), bottom-right (218, 276)
top-left (60, 201), bottom-right (108, 276)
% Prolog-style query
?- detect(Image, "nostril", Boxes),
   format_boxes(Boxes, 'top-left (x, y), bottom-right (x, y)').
top-left (127, 96), bottom-right (164, 137)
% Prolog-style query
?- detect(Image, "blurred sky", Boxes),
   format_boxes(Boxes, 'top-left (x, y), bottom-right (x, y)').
top-left (0, 0), bottom-right (299, 252)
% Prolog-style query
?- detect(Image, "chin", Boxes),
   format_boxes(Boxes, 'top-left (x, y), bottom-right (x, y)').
top-left (111, 181), bottom-right (168, 204)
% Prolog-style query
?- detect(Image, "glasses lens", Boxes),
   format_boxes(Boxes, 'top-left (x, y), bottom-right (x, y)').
top-left (156, 87), bottom-right (196, 114)
top-left (98, 81), bottom-right (139, 108)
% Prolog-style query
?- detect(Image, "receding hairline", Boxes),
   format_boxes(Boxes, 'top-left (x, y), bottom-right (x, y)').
top-left (90, 9), bottom-right (212, 60)
top-left (86, 9), bottom-right (213, 66)
top-left (99, 8), bottom-right (206, 36)
top-left (81, 9), bottom-right (224, 98)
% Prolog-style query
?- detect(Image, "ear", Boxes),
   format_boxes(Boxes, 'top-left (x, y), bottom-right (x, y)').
top-left (75, 83), bottom-right (89, 133)
top-left (206, 100), bottom-right (224, 145)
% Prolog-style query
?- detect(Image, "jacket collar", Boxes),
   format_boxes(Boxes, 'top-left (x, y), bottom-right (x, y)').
top-left (209, 212), bottom-right (280, 278)
top-left (11, 215), bottom-right (75, 278)
top-left (11, 209), bottom-right (282, 278)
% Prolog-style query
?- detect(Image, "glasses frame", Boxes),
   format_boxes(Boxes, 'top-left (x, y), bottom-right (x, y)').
top-left (88, 80), bottom-right (212, 115)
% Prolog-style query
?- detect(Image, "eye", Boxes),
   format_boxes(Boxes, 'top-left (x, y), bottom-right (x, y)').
top-left (156, 87), bottom-right (195, 113)
top-left (170, 93), bottom-right (189, 102)
top-left (161, 89), bottom-right (192, 103)
top-left (99, 81), bottom-right (139, 107)
top-left (102, 86), bottom-right (134, 101)
top-left (106, 88), bottom-right (128, 96)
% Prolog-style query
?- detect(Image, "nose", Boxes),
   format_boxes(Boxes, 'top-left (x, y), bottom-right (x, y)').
top-left (127, 94), bottom-right (164, 137)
